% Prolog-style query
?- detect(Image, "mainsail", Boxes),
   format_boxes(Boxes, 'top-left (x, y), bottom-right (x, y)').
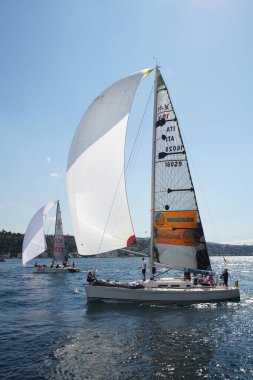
top-left (22, 201), bottom-right (56, 266)
top-left (152, 69), bottom-right (211, 271)
top-left (53, 201), bottom-right (67, 263)
top-left (67, 69), bottom-right (152, 256)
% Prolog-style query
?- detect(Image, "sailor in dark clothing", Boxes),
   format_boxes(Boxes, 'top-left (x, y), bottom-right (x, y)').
top-left (184, 271), bottom-right (191, 281)
top-left (221, 268), bottom-right (229, 287)
top-left (87, 270), bottom-right (95, 284)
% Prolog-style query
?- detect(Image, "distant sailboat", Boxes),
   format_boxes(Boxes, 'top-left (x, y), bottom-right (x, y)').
top-left (223, 257), bottom-right (231, 265)
top-left (67, 66), bottom-right (239, 303)
top-left (22, 201), bottom-right (80, 273)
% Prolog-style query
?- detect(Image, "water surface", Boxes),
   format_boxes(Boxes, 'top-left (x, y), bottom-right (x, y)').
top-left (0, 256), bottom-right (252, 379)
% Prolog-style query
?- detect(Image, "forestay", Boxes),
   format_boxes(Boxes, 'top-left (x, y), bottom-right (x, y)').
top-left (22, 201), bottom-right (56, 266)
top-left (67, 69), bottom-right (152, 256)
top-left (153, 69), bottom-right (211, 271)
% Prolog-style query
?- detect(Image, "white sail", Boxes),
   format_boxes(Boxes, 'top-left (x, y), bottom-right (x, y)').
top-left (22, 201), bottom-right (56, 266)
top-left (53, 201), bottom-right (67, 263)
top-left (67, 69), bottom-right (152, 256)
top-left (152, 70), bottom-right (211, 271)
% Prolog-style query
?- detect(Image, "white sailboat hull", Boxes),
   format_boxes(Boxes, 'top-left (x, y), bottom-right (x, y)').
top-left (85, 281), bottom-right (240, 304)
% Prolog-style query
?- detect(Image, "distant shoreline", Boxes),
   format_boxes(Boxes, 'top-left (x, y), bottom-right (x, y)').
top-left (0, 230), bottom-right (253, 258)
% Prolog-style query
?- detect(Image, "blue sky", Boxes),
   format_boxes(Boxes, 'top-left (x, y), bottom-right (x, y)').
top-left (0, 0), bottom-right (253, 244)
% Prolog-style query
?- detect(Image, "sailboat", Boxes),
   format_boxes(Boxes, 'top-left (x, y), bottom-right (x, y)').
top-left (223, 257), bottom-right (231, 265)
top-left (22, 200), bottom-right (80, 273)
top-left (67, 67), bottom-right (240, 303)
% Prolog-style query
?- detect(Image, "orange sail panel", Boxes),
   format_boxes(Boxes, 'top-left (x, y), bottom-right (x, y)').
top-left (154, 211), bottom-right (198, 229)
top-left (155, 228), bottom-right (199, 247)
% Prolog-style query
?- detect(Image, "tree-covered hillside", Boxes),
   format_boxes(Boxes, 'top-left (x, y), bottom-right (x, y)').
top-left (0, 230), bottom-right (253, 258)
top-left (0, 230), bottom-right (77, 258)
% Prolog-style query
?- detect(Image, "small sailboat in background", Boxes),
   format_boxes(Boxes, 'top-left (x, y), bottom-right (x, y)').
top-left (67, 66), bottom-right (239, 303)
top-left (223, 257), bottom-right (231, 265)
top-left (22, 201), bottom-right (80, 273)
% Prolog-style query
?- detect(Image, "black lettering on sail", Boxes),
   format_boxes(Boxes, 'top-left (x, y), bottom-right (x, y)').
top-left (156, 118), bottom-right (166, 127)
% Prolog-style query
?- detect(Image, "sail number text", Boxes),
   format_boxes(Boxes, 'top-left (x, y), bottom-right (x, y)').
top-left (165, 144), bottom-right (184, 153)
top-left (165, 161), bottom-right (182, 167)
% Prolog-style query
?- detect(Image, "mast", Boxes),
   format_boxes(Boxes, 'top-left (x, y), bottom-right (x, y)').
top-left (53, 200), bottom-right (59, 261)
top-left (149, 66), bottom-right (159, 279)
top-left (54, 200), bottom-right (59, 237)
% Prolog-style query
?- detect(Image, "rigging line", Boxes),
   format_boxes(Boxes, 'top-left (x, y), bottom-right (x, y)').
top-left (35, 203), bottom-right (56, 262)
top-left (125, 84), bottom-right (154, 180)
top-left (102, 87), bottom-right (153, 241)
top-left (114, 92), bottom-right (152, 232)
top-left (153, 268), bottom-right (172, 278)
top-left (190, 155), bottom-right (221, 243)
top-left (162, 80), bottom-right (210, 254)
top-left (180, 127), bottom-right (220, 243)
top-left (96, 84), bottom-right (154, 257)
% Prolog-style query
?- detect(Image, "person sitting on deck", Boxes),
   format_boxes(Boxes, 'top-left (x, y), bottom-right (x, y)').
top-left (184, 271), bottom-right (191, 281)
top-left (201, 275), bottom-right (207, 286)
top-left (193, 274), bottom-right (198, 285)
top-left (87, 270), bottom-right (96, 284)
top-left (206, 275), bottom-right (214, 286)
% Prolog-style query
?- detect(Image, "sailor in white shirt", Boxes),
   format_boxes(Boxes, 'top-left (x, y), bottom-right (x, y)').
top-left (141, 257), bottom-right (147, 281)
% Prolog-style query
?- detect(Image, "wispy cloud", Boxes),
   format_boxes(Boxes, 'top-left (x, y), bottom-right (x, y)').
top-left (46, 156), bottom-right (51, 163)
top-left (50, 172), bottom-right (60, 178)
top-left (0, 204), bottom-right (5, 208)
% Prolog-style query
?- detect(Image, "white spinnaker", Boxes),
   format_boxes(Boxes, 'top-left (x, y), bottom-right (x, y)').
top-left (22, 201), bottom-right (56, 266)
top-left (67, 69), bottom-right (151, 256)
